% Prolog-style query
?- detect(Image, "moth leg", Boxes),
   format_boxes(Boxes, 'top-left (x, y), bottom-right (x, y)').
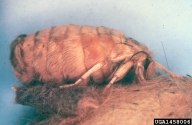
top-left (135, 55), bottom-right (149, 83)
top-left (111, 54), bottom-right (131, 63)
top-left (154, 62), bottom-right (183, 78)
top-left (59, 61), bottom-right (106, 89)
top-left (137, 66), bottom-right (146, 83)
top-left (104, 61), bottom-right (134, 90)
top-left (145, 61), bottom-right (156, 80)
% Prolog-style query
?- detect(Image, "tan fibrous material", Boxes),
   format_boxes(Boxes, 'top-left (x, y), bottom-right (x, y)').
top-left (14, 84), bottom-right (107, 125)
top-left (81, 76), bottom-right (192, 125)
top-left (14, 76), bottom-right (192, 125)
top-left (10, 24), bottom-right (157, 87)
top-left (14, 85), bottom-right (103, 116)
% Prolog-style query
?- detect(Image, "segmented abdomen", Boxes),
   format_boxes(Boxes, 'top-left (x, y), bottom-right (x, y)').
top-left (10, 24), bottom-right (126, 85)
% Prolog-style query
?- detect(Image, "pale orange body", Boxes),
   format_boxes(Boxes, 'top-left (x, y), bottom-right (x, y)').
top-left (10, 24), bottom-right (181, 88)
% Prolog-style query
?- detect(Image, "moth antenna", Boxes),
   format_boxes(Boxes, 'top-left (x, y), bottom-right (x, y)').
top-left (161, 41), bottom-right (170, 70)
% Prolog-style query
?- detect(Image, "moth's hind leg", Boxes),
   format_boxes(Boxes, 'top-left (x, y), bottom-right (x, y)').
top-left (59, 61), bottom-right (106, 89)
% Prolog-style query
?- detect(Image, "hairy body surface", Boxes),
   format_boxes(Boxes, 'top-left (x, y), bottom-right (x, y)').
top-left (10, 24), bottom-right (181, 89)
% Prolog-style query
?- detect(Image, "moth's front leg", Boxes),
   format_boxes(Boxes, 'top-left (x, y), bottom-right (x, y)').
top-left (143, 61), bottom-right (183, 81)
top-left (154, 62), bottom-right (183, 79)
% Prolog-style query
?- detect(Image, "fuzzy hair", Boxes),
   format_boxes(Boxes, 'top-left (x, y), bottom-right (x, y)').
top-left (14, 76), bottom-right (192, 125)
top-left (14, 84), bottom-right (108, 125)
